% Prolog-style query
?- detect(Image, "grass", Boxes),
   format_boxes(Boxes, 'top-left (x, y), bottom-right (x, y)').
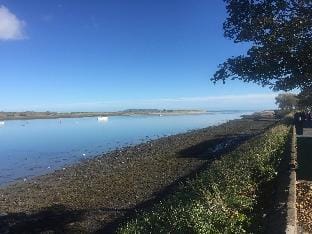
top-left (117, 123), bottom-right (290, 233)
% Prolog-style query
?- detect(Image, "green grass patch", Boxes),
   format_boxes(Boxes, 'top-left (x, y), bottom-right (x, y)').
top-left (118, 124), bottom-right (290, 234)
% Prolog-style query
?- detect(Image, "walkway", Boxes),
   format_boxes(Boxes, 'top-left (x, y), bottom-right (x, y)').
top-left (300, 128), bottom-right (312, 137)
top-left (296, 121), bottom-right (312, 233)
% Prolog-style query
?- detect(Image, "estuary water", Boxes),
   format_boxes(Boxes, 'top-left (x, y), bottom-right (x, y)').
top-left (0, 111), bottom-right (251, 185)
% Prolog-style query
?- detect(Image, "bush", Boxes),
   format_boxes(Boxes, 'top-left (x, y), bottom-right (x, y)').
top-left (118, 124), bottom-right (290, 234)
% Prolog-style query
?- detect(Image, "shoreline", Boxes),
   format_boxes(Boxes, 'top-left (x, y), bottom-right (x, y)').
top-left (0, 110), bottom-right (209, 121)
top-left (0, 116), bottom-right (277, 233)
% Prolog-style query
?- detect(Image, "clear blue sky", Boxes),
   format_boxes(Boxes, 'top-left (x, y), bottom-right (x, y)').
top-left (0, 0), bottom-right (277, 112)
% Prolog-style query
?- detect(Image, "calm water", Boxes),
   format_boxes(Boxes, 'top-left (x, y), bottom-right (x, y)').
top-left (0, 111), bottom-right (251, 185)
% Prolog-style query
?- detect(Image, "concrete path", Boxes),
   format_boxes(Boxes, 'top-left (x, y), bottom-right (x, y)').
top-left (302, 128), bottom-right (312, 137)
top-left (296, 123), bottom-right (312, 233)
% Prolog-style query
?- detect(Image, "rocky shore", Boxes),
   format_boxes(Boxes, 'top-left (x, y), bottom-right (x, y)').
top-left (0, 117), bottom-right (277, 233)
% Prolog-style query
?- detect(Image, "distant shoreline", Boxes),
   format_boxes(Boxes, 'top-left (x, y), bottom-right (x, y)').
top-left (0, 109), bottom-right (209, 121)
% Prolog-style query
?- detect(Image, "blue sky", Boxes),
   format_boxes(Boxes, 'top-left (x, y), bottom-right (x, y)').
top-left (0, 0), bottom-right (277, 112)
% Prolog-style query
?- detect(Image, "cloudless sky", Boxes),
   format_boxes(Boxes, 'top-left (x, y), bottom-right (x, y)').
top-left (0, 0), bottom-right (278, 111)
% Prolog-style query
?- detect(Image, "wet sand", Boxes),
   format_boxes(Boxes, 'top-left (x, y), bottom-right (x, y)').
top-left (0, 118), bottom-right (276, 233)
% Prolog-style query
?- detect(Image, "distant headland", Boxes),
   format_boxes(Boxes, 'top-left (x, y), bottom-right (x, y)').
top-left (0, 109), bottom-right (208, 121)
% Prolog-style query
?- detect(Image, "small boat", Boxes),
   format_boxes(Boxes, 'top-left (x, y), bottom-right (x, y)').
top-left (0, 121), bottom-right (4, 125)
top-left (97, 116), bottom-right (108, 121)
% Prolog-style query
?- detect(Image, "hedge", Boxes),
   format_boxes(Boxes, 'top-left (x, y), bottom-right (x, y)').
top-left (118, 124), bottom-right (290, 233)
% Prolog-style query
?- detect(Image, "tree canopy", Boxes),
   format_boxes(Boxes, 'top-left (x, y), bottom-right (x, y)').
top-left (212, 0), bottom-right (312, 91)
top-left (275, 93), bottom-right (298, 110)
top-left (297, 87), bottom-right (312, 109)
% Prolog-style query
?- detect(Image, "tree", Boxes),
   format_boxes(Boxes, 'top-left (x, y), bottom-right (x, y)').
top-left (297, 87), bottom-right (312, 110)
top-left (212, 0), bottom-right (312, 92)
top-left (275, 93), bottom-right (298, 110)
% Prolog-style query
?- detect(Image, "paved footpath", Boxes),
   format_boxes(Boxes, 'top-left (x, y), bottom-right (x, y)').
top-left (302, 128), bottom-right (312, 137)
top-left (296, 123), bottom-right (312, 233)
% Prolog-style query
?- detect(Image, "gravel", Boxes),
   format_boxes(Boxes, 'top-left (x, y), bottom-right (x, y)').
top-left (297, 180), bottom-right (312, 233)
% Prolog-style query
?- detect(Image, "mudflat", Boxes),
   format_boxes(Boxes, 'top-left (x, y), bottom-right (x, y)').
top-left (0, 117), bottom-right (276, 233)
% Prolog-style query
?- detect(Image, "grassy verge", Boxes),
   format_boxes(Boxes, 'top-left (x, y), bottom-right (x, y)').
top-left (117, 123), bottom-right (290, 233)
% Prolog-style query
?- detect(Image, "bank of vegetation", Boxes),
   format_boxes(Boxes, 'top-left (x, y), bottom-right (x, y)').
top-left (118, 123), bottom-right (290, 233)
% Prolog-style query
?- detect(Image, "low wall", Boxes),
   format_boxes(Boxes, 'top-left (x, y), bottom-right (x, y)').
top-left (286, 126), bottom-right (297, 234)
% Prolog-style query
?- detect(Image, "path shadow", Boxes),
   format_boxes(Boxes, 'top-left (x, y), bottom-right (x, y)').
top-left (297, 137), bottom-right (312, 180)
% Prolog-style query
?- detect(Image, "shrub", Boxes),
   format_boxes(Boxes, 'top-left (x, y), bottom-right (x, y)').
top-left (118, 124), bottom-right (290, 234)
